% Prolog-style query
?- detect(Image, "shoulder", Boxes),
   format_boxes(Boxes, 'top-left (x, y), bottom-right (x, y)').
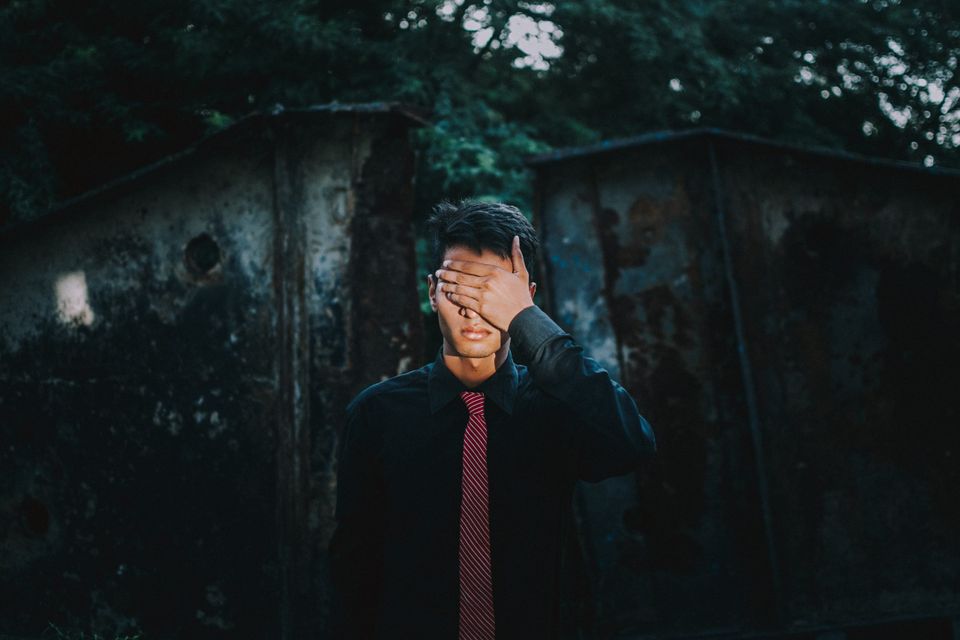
top-left (346, 362), bottom-right (431, 416)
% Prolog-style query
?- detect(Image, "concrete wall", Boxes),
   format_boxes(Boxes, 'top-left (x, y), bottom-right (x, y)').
top-left (0, 108), bottom-right (422, 640)
top-left (530, 133), bottom-right (960, 639)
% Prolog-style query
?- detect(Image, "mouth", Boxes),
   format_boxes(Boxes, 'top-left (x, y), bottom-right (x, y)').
top-left (461, 328), bottom-right (491, 341)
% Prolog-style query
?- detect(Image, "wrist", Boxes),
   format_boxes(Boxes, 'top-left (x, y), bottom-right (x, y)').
top-left (509, 303), bottom-right (537, 329)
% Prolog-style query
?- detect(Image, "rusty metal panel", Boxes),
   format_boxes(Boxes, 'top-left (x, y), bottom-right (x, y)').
top-left (534, 140), bottom-right (764, 639)
top-left (713, 137), bottom-right (960, 629)
top-left (0, 109), bottom-right (421, 639)
top-left (530, 131), bottom-right (960, 639)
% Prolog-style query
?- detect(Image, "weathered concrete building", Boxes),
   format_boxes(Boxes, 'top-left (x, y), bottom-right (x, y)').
top-left (0, 104), bottom-right (426, 639)
top-left (5, 111), bottom-right (959, 640)
top-left (526, 129), bottom-right (960, 639)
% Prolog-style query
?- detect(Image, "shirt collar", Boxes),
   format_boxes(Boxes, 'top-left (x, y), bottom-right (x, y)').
top-left (428, 343), bottom-right (518, 415)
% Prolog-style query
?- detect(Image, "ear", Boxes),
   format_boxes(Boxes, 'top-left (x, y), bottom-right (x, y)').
top-left (427, 274), bottom-right (439, 311)
top-left (529, 281), bottom-right (537, 299)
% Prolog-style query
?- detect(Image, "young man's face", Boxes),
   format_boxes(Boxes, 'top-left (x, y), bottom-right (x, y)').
top-left (427, 244), bottom-right (536, 359)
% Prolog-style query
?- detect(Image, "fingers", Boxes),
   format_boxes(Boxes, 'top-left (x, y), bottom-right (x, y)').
top-left (441, 285), bottom-right (480, 313)
top-left (434, 267), bottom-right (485, 287)
top-left (440, 259), bottom-right (498, 276)
top-left (437, 280), bottom-right (480, 303)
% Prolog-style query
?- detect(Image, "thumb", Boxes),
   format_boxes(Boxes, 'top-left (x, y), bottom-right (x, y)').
top-left (511, 235), bottom-right (526, 277)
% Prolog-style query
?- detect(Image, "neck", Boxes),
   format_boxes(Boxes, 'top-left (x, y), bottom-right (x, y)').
top-left (443, 341), bottom-right (510, 389)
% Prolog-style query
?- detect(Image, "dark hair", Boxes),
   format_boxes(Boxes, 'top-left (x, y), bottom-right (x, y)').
top-left (425, 199), bottom-right (540, 280)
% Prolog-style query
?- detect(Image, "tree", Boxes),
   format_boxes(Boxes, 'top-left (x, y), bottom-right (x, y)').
top-left (2, 0), bottom-right (958, 226)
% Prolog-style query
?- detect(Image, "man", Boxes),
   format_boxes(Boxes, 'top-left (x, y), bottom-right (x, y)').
top-left (328, 200), bottom-right (657, 639)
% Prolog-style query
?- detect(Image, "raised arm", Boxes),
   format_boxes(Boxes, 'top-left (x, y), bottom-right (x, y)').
top-left (327, 395), bottom-right (385, 639)
top-left (433, 237), bottom-right (656, 482)
top-left (508, 304), bottom-right (657, 482)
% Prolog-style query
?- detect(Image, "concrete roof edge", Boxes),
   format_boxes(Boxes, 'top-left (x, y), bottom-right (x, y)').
top-left (522, 126), bottom-right (960, 177)
top-left (280, 101), bottom-right (432, 127)
top-left (0, 102), bottom-right (431, 237)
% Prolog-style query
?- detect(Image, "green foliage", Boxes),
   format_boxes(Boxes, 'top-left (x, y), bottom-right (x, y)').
top-left (415, 235), bottom-right (436, 316)
top-left (44, 621), bottom-right (142, 640)
top-left (1, 0), bottom-right (958, 225)
top-left (413, 93), bottom-right (550, 208)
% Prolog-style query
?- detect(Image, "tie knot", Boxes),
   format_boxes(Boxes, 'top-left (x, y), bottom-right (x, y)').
top-left (460, 390), bottom-right (485, 416)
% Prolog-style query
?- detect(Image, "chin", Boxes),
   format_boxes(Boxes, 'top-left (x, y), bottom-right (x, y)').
top-left (456, 337), bottom-right (497, 354)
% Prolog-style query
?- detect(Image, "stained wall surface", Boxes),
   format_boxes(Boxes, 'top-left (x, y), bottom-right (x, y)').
top-left (529, 133), bottom-right (960, 639)
top-left (0, 108), bottom-right (422, 640)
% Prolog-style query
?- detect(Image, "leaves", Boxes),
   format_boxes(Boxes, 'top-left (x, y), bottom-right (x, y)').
top-left (1, 0), bottom-right (958, 225)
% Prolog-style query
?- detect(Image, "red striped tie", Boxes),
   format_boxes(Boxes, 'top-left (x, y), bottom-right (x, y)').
top-left (458, 390), bottom-right (496, 639)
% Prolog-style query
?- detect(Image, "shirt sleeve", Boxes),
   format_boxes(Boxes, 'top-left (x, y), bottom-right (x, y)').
top-left (508, 304), bottom-right (657, 482)
top-left (327, 394), bottom-right (385, 639)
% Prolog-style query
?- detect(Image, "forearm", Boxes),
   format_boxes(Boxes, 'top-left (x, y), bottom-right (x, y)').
top-left (508, 304), bottom-right (657, 480)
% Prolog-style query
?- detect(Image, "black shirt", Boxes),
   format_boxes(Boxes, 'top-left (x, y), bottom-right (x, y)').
top-left (328, 304), bottom-right (657, 639)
